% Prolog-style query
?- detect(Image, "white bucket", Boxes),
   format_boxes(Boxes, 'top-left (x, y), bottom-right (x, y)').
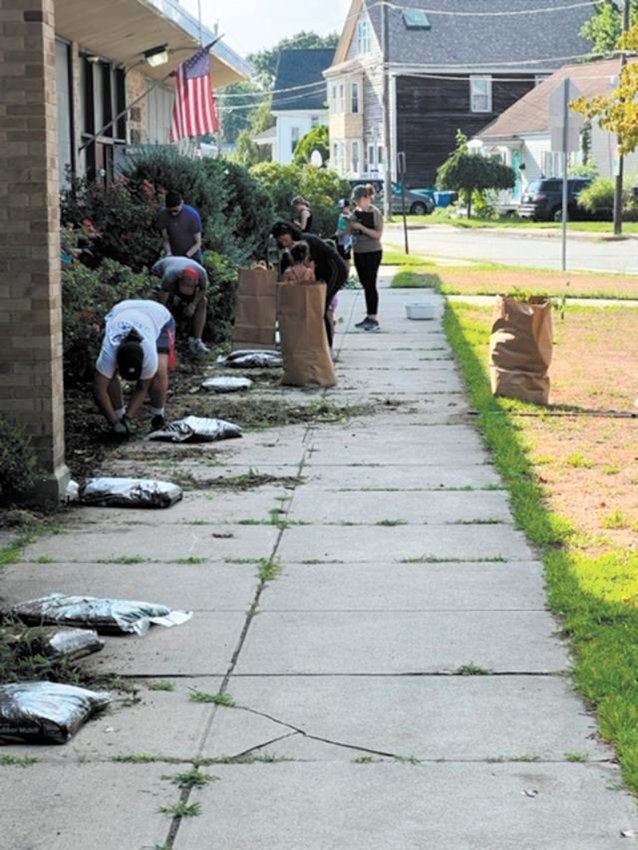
top-left (405, 302), bottom-right (435, 320)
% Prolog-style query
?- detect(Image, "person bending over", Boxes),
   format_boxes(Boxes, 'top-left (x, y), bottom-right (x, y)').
top-left (151, 256), bottom-right (209, 355)
top-left (93, 299), bottom-right (175, 435)
top-left (272, 222), bottom-right (347, 348)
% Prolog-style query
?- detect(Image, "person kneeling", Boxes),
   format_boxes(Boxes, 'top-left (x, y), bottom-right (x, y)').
top-left (151, 256), bottom-right (209, 355)
top-left (93, 299), bottom-right (175, 435)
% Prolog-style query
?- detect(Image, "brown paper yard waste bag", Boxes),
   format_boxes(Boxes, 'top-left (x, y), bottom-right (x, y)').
top-left (232, 264), bottom-right (277, 350)
top-left (277, 280), bottom-right (337, 387)
top-left (489, 295), bottom-right (553, 405)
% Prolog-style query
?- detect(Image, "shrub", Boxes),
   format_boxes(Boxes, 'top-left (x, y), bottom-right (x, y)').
top-left (122, 150), bottom-right (274, 265)
top-left (577, 177), bottom-right (614, 216)
top-left (62, 259), bottom-right (149, 383)
top-left (0, 417), bottom-right (40, 504)
top-left (249, 162), bottom-right (350, 236)
top-left (293, 125), bottom-right (330, 167)
top-left (201, 251), bottom-right (239, 345)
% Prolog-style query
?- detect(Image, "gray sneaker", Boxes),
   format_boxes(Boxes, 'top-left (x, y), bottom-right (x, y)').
top-left (362, 319), bottom-right (380, 332)
top-left (354, 317), bottom-right (370, 329)
top-left (189, 338), bottom-right (209, 355)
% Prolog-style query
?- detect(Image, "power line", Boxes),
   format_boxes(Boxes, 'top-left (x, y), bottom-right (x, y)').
top-left (379, 0), bottom-right (597, 16)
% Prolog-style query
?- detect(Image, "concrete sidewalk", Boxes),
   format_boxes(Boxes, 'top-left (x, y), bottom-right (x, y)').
top-left (1, 275), bottom-right (636, 849)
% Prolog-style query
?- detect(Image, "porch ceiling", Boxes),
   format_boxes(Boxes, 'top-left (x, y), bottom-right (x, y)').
top-left (54, 0), bottom-right (246, 86)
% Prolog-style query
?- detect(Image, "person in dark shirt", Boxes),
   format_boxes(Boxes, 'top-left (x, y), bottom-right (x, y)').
top-left (151, 257), bottom-right (209, 355)
top-left (272, 222), bottom-right (347, 348)
top-left (157, 190), bottom-right (203, 264)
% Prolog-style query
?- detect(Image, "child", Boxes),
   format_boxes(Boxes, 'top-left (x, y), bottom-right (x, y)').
top-left (336, 198), bottom-right (353, 266)
top-left (281, 241), bottom-right (315, 282)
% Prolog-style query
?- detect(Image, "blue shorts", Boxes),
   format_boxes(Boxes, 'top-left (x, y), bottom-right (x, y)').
top-left (157, 317), bottom-right (176, 354)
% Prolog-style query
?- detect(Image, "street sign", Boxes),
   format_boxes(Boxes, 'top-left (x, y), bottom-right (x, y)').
top-left (548, 79), bottom-right (584, 153)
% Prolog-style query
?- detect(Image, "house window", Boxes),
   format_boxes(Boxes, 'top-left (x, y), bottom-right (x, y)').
top-left (402, 9), bottom-right (431, 30)
top-left (352, 140), bottom-right (360, 175)
top-left (357, 18), bottom-right (370, 54)
top-left (291, 127), bottom-right (300, 154)
top-left (338, 83), bottom-right (345, 113)
top-left (470, 76), bottom-right (492, 113)
top-left (339, 142), bottom-right (346, 175)
top-left (367, 143), bottom-right (376, 172)
top-left (55, 39), bottom-right (74, 187)
top-left (377, 144), bottom-right (384, 168)
top-left (351, 81), bottom-right (360, 114)
top-left (542, 150), bottom-right (563, 178)
top-left (331, 85), bottom-right (338, 108)
top-left (81, 56), bottom-right (126, 184)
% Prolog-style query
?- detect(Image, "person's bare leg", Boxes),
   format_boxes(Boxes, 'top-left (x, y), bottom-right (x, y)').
top-left (149, 354), bottom-right (169, 410)
top-left (192, 296), bottom-right (208, 339)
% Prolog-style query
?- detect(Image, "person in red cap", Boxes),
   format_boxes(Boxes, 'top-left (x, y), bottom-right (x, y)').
top-left (151, 257), bottom-right (209, 355)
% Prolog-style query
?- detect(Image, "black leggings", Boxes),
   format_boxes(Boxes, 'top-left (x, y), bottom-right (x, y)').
top-left (354, 250), bottom-right (383, 316)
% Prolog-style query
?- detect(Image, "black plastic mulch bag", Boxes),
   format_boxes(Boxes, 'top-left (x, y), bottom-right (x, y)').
top-left (47, 628), bottom-right (105, 660)
top-left (147, 415), bottom-right (242, 443)
top-left (218, 350), bottom-right (282, 369)
top-left (12, 594), bottom-right (193, 636)
top-left (80, 477), bottom-right (183, 508)
top-left (0, 681), bottom-right (110, 744)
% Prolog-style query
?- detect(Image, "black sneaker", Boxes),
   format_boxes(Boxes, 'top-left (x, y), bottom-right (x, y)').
top-left (354, 317), bottom-right (370, 329)
top-left (150, 414), bottom-right (166, 431)
top-left (362, 319), bottom-right (380, 332)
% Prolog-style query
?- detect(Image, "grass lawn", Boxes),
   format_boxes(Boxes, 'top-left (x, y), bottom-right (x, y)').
top-left (397, 212), bottom-right (638, 235)
top-left (389, 259), bottom-right (638, 300)
top-left (444, 298), bottom-right (638, 791)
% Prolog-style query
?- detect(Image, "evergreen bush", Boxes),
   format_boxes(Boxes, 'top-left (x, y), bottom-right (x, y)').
top-left (0, 416), bottom-right (40, 505)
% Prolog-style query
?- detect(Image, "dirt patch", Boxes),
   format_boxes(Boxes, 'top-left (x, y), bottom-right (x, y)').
top-left (458, 303), bottom-right (638, 556)
top-left (170, 471), bottom-right (304, 492)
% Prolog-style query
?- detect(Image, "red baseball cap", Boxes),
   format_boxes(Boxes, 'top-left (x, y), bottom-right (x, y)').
top-left (182, 266), bottom-right (199, 281)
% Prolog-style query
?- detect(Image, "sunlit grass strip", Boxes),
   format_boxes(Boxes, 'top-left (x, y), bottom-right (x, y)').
top-left (444, 300), bottom-right (638, 791)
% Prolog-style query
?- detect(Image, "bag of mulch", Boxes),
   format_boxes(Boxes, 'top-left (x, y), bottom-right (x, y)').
top-left (80, 477), bottom-right (183, 508)
top-left (12, 593), bottom-right (193, 636)
top-left (0, 681), bottom-right (110, 744)
top-left (489, 296), bottom-right (553, 405)
top-left (147, 415), bottom-right (242, 443)
top-left (47, 628), bottom-right (105, 660)
top-left (201, 377), bottom-right (253, 393)
top-left (218, 350), bottom-right (283, 369)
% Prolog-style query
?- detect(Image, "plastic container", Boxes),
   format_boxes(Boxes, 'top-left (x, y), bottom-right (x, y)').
top-left (405, 302), bottom-right (436, 320)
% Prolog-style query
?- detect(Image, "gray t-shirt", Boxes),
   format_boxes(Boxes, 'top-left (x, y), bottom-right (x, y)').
top-left (152, 257), bottom-right (209, 294)
top-left (352, 205), bottom-right (383, 254)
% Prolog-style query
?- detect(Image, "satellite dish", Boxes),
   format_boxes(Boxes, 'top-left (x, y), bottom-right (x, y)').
top-left (310, 150), bottom-right (323, 168)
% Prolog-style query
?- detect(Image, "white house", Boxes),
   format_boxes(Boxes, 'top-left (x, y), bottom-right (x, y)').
top-left (474, 58), bottom-right (638, 207)
top-left (270, 48), bottom-right (335, 165)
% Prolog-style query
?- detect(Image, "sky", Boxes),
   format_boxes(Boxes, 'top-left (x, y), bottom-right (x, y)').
top-left (180, 0), bottom-right (351, 57)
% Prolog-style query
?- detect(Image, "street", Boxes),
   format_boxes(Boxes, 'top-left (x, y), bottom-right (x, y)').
top-left (385, 222), bottom-right (638, 275)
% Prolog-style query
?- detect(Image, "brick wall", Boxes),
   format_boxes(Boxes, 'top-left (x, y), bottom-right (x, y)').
top-left (127, 68), bottom-right (149, 145)
top-left (0, 0), bottom-right (69, 503)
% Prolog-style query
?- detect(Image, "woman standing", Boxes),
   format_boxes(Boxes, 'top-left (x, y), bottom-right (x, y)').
top-left (350, 184), bottom-right (383, 332)
top-left (291, 196), bottom-right (313, 234)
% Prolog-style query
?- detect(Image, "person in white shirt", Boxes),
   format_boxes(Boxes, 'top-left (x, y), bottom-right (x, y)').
top-left (93, 299), bottom-right (175, 434)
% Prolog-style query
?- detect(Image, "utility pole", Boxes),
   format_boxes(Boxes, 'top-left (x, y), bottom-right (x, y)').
top-left (613, 0), bottom-right (631, 236)
top-left (381, 0), bottom-right (393, 221)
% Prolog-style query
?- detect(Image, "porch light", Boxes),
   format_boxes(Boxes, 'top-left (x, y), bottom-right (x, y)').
top-left (143, 44), bottom-right (169, 68)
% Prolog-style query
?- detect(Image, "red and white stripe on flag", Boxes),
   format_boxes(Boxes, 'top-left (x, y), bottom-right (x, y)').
top-left (170, 47), bottom-right (220, 142)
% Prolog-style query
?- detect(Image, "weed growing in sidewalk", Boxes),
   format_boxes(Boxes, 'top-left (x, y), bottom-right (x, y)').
top-left (147, 681), bottom-right (176, 692)
top-left (159, 802), bottom-right (202, 818)
top-left (258, 558), bottom-right (281, 581)
top-left (168, 769), bottom-right (219, 790)
top-left (456, 664), bottom-right (492, 676)
top-left (189, 690), bottom-right (236, 707)
top-left (0, 755), bottom-right (39, 767)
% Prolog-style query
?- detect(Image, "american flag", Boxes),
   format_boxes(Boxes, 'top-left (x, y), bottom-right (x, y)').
top-left (170, 45), bottom-right (220, 142)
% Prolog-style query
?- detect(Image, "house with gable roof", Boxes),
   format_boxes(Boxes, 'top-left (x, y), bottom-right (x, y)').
top-left (270, 48), bottom-right (335, 165)
top-left (473, 57), bottom-right (638, 208)
top-left (325, 0), bottom-right (593, 187)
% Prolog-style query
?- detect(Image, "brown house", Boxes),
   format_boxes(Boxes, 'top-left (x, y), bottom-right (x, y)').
top-left (326, 0), bottom-right (593, 187)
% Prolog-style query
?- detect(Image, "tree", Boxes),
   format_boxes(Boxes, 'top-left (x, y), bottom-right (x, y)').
top-left (580, 0), bottom-right (638, 52)
top-left (218, 80), bottom-right (266, 146)
top-left (293, 125), bottom-right (330, 166)
top-left (436, 131), bottom-right (515, 218)
top-left (249, 31), bottom-right (339, 88)
top-left (571, 24), bottom-right (638, 154)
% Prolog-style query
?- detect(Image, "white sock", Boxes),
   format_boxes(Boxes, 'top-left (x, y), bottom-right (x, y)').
top-left (150, 407), bottom-right (165, 417)
top-left (114, 408), bottom-right (126, 420)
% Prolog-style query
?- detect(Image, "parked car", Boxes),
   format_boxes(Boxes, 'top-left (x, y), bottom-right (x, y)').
top-left (518, 178), bottom-right (591, 221)
top-left (348, 179), bottom-right (435, 215)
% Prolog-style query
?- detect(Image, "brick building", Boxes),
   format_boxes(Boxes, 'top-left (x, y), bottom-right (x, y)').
top-left (0, 0), bottom-right (248, 504)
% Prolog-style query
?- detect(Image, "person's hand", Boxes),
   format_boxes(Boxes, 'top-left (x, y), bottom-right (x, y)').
top-left (184, 303), bottom-right (196, 318)
top-left (112, 416), bottom-right (134, 437)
